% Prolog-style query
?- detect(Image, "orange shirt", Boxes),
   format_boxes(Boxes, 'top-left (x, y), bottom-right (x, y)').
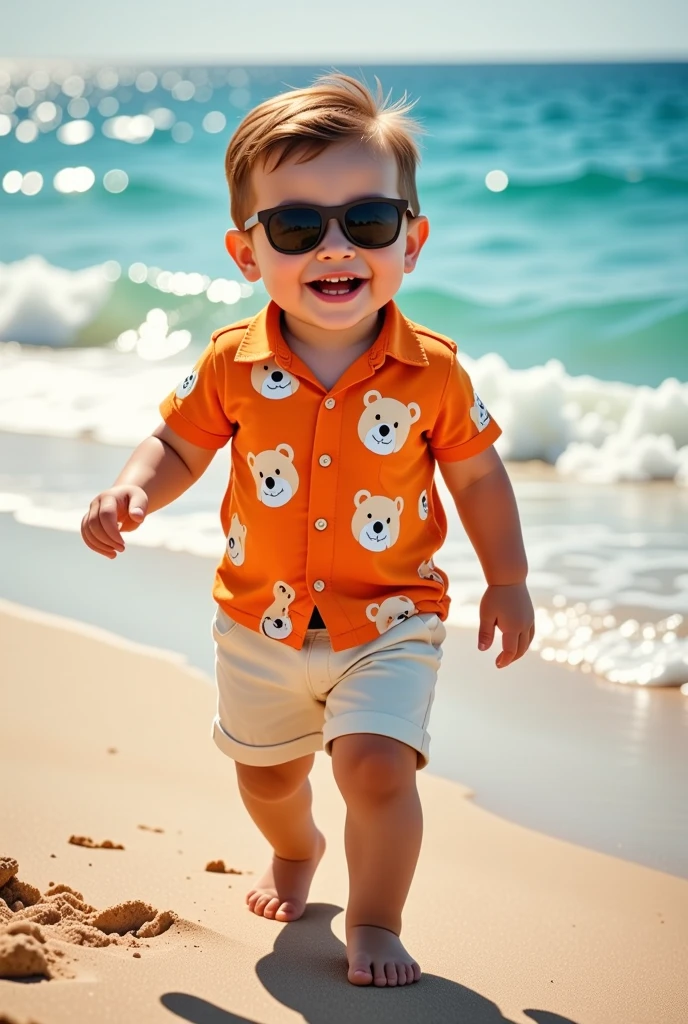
top-left (160, 299), bottom-right (501, 652)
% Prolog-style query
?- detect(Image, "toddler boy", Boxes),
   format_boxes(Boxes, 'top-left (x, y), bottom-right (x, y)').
top-left (82, 73), bottom-right (534, 988)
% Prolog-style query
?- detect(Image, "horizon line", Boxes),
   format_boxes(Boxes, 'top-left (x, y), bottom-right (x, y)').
top-left (1, 54), bottom-right (687, 66)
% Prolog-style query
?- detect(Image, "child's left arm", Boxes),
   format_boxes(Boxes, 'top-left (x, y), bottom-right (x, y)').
top-left (438, 445), bottom-right (535, 669)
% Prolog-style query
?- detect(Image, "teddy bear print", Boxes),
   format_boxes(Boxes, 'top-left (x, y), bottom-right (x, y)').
top-left (366, 595), bottom-right (417, 634)
top-left (418, 489), bottom-right (429, 520)
top-left (226, 512), bottom-right (247, 567)
top-left (247, 444), bottom-right (299, 508)
top-left (357, 390), bottom-right (421, 455)
top-left (250, 358), bottom-right (300, 400)
top-left (175, 370), bottom-right (198, 400)
top-left (260, 581), bottom-right (295, 640)
top-left (469, 391), bottom-right (491, 432)
top-left (418, 557), bottom-right (444, 585)
top-left (351, 490), bottom-right (404, 552)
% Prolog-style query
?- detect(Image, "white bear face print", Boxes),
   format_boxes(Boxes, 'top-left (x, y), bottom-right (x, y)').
top-left (469, 391), bottom-right (490, 432)
top-left (357, 390), bottom-right (421, 455)
top-left (366, 595), bottom-right (417, 634)
top-left (260, 581), bottom-right (295, 640)
top-left (351, 490), bottom-right (404, 552)
top-left (175, 370), bottom-right (198, 400)
top-left (247, 444), bottom-right (299, 508)
top-left (250, 359), bottom-right (300, 400)
top-left (418, 489), bottom-right (429, 520)
top-left (227, 512), bottom-right (247, 566)
top-left (418, 557), bottom-right (444, 585)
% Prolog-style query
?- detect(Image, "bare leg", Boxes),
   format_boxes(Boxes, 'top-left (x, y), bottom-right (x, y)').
top-left (332, 734), bottom-right (422, 987)
top-left (235, 754), bottom-right (325, 922)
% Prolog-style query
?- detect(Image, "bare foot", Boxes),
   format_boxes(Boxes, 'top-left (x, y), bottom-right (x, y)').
top-left (246, 830), bottom-right (326, 922)
top-left (347, 925), bottom-right (421, 987)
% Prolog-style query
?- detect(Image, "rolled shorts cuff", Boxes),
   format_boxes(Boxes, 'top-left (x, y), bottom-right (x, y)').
top-left (212, 715), bottom-right (323, 767)
top-left (322, 711), bottom-right (431, 769)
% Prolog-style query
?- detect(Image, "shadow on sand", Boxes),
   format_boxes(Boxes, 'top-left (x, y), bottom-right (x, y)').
top-left (161, 903), bottom-right (581, 1024)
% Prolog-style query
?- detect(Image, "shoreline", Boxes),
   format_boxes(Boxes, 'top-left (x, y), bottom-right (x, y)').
top-left (1, 598), bottom-right (687, 1023)
top-left (1, 501), bottom-right (687, 879)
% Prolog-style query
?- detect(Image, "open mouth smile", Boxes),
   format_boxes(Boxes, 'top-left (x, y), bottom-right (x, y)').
top-left (306, 275), bottom-right (367, 303)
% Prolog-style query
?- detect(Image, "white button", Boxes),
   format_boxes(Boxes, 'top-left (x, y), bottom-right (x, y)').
top-left (314, 518), bottom-right (328, 531)
top-left (313, 580), bottom-right (325, 592)
top-left (319, 454), bottom-right (332, 467)
top-left (324, 397), bottom-right (336, 409)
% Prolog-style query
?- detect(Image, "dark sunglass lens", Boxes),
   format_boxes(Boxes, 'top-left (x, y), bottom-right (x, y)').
top-left (345, 202), bottom-right (400, 247)
top-left (267, 208), bottom-right (322, 252)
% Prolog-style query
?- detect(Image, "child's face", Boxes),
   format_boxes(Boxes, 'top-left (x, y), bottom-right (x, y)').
top-left (225, 139), bottom-right (429, 338)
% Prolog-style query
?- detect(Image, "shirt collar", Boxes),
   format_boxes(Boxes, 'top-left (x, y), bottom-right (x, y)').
top-left (234, 299), bottom-right (429, 368)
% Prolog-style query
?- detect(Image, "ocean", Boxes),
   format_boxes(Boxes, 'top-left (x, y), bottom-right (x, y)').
top-left (1, 60), bottom-right (687, 688)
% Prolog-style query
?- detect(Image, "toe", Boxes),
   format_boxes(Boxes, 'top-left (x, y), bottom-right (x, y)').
top-left (275, 900), bottom-right (301, 922)
top-left (348, 956), bottom-right (374, 986)
top-left (254, 894), bottom-right (272, 915)
top-left (411, 961), bottom-right (421, 982)
top-left (373, 963), bottom-right (388, 987)
top-left (263, 897), bottom-right (280, 918)
top-left (396, 962), bottom-right (407, 985)
top-left (384, 962), bottom-right (398, 986)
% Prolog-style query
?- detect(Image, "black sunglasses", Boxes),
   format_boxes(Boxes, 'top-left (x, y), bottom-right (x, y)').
top-left (243, 198), bottom-right (411, 254)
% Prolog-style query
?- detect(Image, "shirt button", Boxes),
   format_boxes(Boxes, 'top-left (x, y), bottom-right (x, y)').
top-left (318, 454), bottom-right (332, 467)
top-left (324, 397), bottom-right (336, 409)
top-left (314, 518), bottom-right (328, 531)
top-left (313, 580), bottom-right (325, 592)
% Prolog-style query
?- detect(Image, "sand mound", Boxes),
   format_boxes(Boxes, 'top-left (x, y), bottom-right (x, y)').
top-left (0, 858), bottom-right (177, 980)
top-left (68, 835), bottom-right (124, 850)
top-left (205, 859), bottom-right (243, 875)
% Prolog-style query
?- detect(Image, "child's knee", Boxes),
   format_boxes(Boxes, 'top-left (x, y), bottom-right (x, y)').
top-left (235, 754), bottom-right (313, 802)
top-left (332, 734), bottom-right (417, 803)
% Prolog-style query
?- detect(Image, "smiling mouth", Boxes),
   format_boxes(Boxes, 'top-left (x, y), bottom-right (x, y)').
top-left (374, 434), bottom-right (393, 446)
top-left (307, 277), bottom-right (366, 296)
top-left (266, 382), bottom-right (289, 390)
top-left (264, 486), bottom-right (285, 498)
top-left (365, 530), bottom-right (386, 545)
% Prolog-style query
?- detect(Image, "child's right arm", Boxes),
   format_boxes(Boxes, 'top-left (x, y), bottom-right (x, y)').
top-left (81, 422), bottom-right (216, 559)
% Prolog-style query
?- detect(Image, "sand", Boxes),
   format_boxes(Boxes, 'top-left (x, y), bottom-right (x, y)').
top-left (0, 600), bottom-right (687, 1024)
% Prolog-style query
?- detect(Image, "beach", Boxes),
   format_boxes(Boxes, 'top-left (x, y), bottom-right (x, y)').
top-left (1, 55), bottom-right (687, 1022)
top-left (1, 598), bottom-right (687, 1023)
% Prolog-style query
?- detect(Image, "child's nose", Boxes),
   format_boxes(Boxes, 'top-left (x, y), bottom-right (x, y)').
top-left (317, 217), bottom-right (355, 259)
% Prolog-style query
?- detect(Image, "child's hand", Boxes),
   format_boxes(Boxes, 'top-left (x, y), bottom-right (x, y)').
top-left (81, 485), bottom-right (149, 559)
top-left (477, 583), bottom-right (535, 669)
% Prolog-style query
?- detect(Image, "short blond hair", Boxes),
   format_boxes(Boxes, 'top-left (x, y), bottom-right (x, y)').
top-left (225, 72), bottom-right (424, 229)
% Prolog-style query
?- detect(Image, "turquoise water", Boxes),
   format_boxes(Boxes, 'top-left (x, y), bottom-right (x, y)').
top-left (1, 61), bottom-right (687, 385)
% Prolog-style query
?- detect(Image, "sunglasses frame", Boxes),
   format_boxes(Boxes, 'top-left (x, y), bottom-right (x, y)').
top-left (243, 197), bottom-right (411, 254)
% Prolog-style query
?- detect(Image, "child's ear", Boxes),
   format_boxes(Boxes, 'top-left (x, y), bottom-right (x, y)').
top-left (403, 215), bottom-right (430, 274)
top-left (225, 228), bottom-right (262, 282)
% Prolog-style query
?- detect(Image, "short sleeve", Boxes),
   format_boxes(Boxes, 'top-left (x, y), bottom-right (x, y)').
top-left (159, 340), bottom-right (234, 450)
top-left (429, 351), bottom-right (502, 462)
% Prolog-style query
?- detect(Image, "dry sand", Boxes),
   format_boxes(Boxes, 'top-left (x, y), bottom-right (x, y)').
top-left (0, 599), bottom-right (686, 1024)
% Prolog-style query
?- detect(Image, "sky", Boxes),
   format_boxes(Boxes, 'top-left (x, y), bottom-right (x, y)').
top-left (2, 0), bottom-right (688, 62)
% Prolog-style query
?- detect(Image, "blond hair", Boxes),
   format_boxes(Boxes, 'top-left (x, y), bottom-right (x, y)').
top-left (224, 72), bottom-right (424, 229)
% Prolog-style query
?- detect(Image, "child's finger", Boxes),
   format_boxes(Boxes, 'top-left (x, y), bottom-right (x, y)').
top-left (81, 521), bottom-right (118, 558)
top-left (83, 509), bottom-right (124, 553)
top-left (96, 495), bottom-right (126, 546)
top-left (496, 631), bottom-right (519, 667)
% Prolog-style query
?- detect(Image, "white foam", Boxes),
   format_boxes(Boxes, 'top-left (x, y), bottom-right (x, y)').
top-left (0, 255), bottom-right (112, 346)
top-left (1, 341), bottom-right (687, 485)
top-left (472, 353), bottom-right (688, 484)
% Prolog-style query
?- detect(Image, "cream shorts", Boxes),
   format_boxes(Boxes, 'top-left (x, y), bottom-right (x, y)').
top-left (211, 607), bottom-right (446, 770)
